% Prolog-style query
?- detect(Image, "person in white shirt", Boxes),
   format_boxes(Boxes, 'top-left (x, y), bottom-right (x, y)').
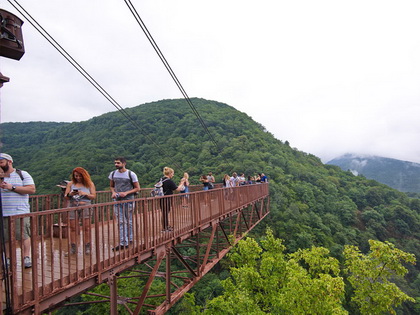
top-left (0, 153), bottom-right (36, 268)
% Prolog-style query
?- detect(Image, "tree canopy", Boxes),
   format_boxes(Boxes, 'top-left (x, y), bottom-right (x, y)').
top-left (2, 98), bottom-right (420, 313)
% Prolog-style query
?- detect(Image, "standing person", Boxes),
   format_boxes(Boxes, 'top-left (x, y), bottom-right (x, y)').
top-left (109, 157), bottom-right (140, 251)
top-left (160, 167), bottom-right (185, 231)
top-left (64, 167), bottom-right (96, 255)
top-left (239, 173), bottom-right (246, 185)
top-left (207, 172), bottom-right (215, 189)
top-left (223, 174), bottom-right (233, 200)
top-left (247, 176), bottom-right (254, 185)
top-left (230, 172), bottom-right (240, 187)
top-left (200, 174), bottom-right (210, 190)
top-left (222, 174), bottom-right (232, 188)
top-left (180, 173), bottom-right (189, 194)
top-left (0, 153), bottom-right (36, 268)
top-left (180, 172), bottom-right (190, 207)
top-left (260, 173), bottom-right (268, 183)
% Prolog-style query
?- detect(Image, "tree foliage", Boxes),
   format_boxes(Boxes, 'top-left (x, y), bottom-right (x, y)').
top-left (204, 230), bottom-right (415, 314)
top-left (3, 98), bottom-right (420, 313)
top-left (344, 240), bottom-right (416, 314)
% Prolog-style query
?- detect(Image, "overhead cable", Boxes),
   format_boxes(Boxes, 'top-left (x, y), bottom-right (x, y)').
top-left (8, 0), bottom-right (182, 170)
top-left (123, 0), bottom-right (221, 152)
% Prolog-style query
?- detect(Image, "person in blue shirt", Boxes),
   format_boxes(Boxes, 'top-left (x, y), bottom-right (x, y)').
top-left (260, 173), bottom-right (268, 183)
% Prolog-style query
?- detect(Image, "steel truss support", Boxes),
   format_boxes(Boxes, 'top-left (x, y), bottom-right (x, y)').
top-left (57, 197), bottom-right (269, 314)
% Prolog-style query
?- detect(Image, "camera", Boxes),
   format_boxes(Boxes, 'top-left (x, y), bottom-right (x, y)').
top-left (73, 189), bottom-right (78, 192)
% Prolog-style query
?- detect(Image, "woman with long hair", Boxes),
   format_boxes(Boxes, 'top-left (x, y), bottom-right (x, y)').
top-left (64, 167), bottom-right (96, 255)
top-left (159, 167), bottom-right (185, 232)
top-left (222, 174), bottom-right (232, 188)
top-left (200, 174), bottom-right (209, 190)
top-left (180, 172), bottom-right (190, 207)
top-left (180, 172), bottom-right (190, 194)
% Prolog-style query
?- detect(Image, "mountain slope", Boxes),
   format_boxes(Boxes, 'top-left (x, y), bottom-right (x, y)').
top-left (2, 98), bottom-right (420, 312)
top-left (327, 154), bottom-right (420, 193)
top-left (1, 98), bottom-right (285, 192)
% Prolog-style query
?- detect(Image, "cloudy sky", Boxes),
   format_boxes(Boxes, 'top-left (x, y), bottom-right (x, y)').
top-left (1, 0), bottom-right (420, 164)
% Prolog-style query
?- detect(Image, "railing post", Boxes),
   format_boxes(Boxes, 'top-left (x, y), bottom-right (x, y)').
top-left (109, 272), bottom-right (118, 315)
top-left (166, 246), bottom-right (171, 304)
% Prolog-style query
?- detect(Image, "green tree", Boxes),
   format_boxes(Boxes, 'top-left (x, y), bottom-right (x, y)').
top-left (344, 240), bottom-right (416, 314)
top-left (205, 229), bottom-right (347, 314)
top-left (204, 230), bottom-right (415, 314)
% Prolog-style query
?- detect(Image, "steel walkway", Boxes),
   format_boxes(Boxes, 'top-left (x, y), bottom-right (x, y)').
top-left (0, 184), bottom-right (269, 314)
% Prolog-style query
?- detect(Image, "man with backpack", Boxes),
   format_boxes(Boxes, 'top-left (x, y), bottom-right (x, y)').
top-left (109, 157), bottom-right (140, 250)
top-left (0, 153), bottom-right (36, 268)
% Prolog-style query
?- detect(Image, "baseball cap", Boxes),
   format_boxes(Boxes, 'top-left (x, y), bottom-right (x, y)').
top-left (0, 153), bottom-right (13, 162)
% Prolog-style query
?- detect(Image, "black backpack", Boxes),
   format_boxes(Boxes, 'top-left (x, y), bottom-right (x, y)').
top-left (16, 169), bottom-right (24, 181)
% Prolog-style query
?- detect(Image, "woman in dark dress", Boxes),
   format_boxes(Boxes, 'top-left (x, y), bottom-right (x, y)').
top-left (160, 167), bottom-right (185, 231)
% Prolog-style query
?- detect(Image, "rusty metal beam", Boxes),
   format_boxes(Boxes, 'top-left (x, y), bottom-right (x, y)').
top-left (3, 185), bottom-right (269, 314)
top-left (133, 251), bottom-right (165, 315)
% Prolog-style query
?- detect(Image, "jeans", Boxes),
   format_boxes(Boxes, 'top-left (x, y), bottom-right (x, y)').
top-left (115, 202), bottom-right (133, 246)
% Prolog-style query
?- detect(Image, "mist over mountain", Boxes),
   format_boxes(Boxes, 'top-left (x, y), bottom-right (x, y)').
top-left (327, 154), bottom-right (420, 193)
top-left (1, 98), bottom-right (420, 313)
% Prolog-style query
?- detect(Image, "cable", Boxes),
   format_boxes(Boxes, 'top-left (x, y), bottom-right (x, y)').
top-left (7, 0), bottom-right (182, 170)
top-left (123, 0), bottom-right (221, 152)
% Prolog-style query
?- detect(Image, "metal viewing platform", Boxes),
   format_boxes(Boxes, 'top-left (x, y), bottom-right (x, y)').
top-left (1, 184), bottom-right (269, 314)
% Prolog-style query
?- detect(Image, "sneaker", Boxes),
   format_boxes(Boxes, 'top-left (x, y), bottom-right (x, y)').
top-left (112, 245), bottom-right (128, 251)
top-left (85, 243), bottom-right (91, 255)
top-left (70, 243), bottom-right (77, 255)
top-left (23, 256), bottom-right (32, 268)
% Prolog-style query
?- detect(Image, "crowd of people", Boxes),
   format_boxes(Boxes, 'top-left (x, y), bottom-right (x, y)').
top-left (221, 172), bottom-right (268, 188)
top-left (0, 153), bottom-right (268, 266)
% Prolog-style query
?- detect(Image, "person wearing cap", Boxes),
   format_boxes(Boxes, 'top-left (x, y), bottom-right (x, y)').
top-left (0, 153), bottom-right (36, 268)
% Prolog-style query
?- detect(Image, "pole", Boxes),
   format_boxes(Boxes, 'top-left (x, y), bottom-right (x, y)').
top-left (0, 76), bottom-right (13, 314)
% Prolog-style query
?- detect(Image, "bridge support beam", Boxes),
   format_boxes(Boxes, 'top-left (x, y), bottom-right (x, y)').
top-left (39, 191), bottom-right (269, 314)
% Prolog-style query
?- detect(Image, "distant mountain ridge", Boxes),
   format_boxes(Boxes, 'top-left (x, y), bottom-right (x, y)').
top-left (327, 154), bottom-right (420, 193)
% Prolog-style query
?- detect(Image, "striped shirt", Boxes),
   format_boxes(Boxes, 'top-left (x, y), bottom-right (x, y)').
top-left (1, 170), bottom-right (34, 216)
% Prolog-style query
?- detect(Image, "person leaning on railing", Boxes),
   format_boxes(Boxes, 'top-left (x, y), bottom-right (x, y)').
top-left (64, 167), bottom-right (96, 255)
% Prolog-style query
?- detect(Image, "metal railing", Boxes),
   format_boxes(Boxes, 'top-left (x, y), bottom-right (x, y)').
top-left (28, 184), bottom-right (223, 212)
top-left (1, 183), bottom-right (269, 314)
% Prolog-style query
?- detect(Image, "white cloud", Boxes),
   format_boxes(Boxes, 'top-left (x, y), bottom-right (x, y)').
top-left (1, 0), bottom-right (420, 163)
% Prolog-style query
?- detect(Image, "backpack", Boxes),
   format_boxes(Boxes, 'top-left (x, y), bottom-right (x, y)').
top-left (151, 178), bottom-right (169, 197)
top-left (111, 170), bottom-right (139, 196)
top-left (16, 169), bottom-right (24, 181)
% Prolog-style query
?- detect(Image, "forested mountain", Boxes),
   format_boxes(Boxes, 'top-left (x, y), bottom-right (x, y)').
top-left (2, 98), bottom-right (420, 313)
top-left (328, 154), bottom-right (420, 194)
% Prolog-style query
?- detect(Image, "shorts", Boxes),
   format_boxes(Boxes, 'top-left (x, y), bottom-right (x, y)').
top-left (3, 216), bottom-right (30, 241)
top-left (68, 208), bottom-right (91, 219)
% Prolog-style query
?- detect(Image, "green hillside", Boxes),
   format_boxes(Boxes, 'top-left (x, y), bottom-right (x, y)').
top-left (2, 98), bottom-right (420, 313)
